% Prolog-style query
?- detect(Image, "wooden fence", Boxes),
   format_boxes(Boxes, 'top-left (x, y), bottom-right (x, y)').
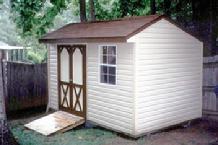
top-left (3, 61), bottom-right (47, 112)
top-left (203, 55), bottom-right (218, 115)
top-left (0, 61), bottom-right (6, 119)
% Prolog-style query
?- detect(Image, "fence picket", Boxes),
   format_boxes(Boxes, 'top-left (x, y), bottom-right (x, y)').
top-left (4, 62), bottom-right (47, 112)
top-left (203, 56), bottom-right (218, 113)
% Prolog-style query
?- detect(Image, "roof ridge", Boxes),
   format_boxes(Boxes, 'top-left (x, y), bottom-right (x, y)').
top-left (126, 14), bottom-right (165, 38)
top-left (64, 14), bottom-right (162, 26)
top-left (122, 14), bottom-right (161, 20)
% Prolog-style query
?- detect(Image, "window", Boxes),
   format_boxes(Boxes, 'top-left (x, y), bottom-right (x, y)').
top-left (99, 45), bottom-right (116, 85)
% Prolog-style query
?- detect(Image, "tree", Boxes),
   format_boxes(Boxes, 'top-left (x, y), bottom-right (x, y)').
top-left (10, 0), bottom-right (70, 37)
top-left (190, 0), bottom-right (217, 55)
top-left (94, 0), bottom-right (121, 20)
top-left (118, 0), bottom-right (148, 17)
top-left (8, 0), bottom-right (218, 55)
top-left (163, 0), bottom-right (171, 16)
top-left (80, 0), bottom-right (87, 22)
top-left (191, 0), bottom-right (198, 21)
top-left (209, 0), bottom-right (217, 54)
top-left (120, 0), bottom-right (129, 17)
top-left (9, 0), bottom-right (71, 63)
top-left (89, 0), bottom-right (95, 21)
top-left (0, 0), bottom-right (20, 45)
top-left (175, 0), bottom-right (182, 22)
top-left (150, 0), bottom-right (156, 14)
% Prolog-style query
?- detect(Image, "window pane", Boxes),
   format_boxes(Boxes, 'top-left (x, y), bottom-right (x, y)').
top-left (109, 75), bottom-right (116, 85)
top-left (108, 55), bottom-right (116, 64)
top-left (108, 46), bottom-right (116, 55)
top-left (100, 55), bottom-right (107, 64)
top-left (100, 74), bottom-right (108, 83)
top-left (109, 67), bottom-right (116, 75)
top-left (102, 46), bottom-right (107, 55)
top-left (100, 45), bottom-right (116, 85)
top-left (101, 65), bottom-right (108, 74)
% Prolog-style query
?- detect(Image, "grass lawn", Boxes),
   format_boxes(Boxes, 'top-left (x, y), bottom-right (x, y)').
top-left (8, 112), bottom-right (143, 145)
top-left (8, 111), bottom-right (218, 145)
top-left (9, 120), bottom-right (119, 145)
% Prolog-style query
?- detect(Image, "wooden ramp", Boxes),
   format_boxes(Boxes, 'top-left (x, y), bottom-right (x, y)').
top-left (24, 111), bottom-right (85, 136)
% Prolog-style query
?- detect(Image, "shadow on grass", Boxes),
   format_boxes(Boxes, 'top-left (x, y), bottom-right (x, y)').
top-left (7, 106), bottom-right (47, 120)
top-left (0, 120), bottom-right (19, 145)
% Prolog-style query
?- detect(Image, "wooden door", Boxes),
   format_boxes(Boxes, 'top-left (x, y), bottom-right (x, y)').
top-left (58, 45), bottom-right (86, 118)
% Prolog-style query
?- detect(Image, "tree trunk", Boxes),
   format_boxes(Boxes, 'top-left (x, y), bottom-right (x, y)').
top-left (0, 64), bottom-right (18, 144)
top-left (163, 0), bottom-right (171, 16)
top-left (89, 0), bottom-right (95, 21)
top-left (150, 0), bottom-right (156, 14)
top-left (192, 0), bottom-right (199, 21)
top-left (210, 0), bottom-right (217, 55)
top-left (175, 0), bottom-right (182, 23)
top-left (120, 0), bottom-right (129, 17)
top-left (80, 0), bottom-right (87, 22)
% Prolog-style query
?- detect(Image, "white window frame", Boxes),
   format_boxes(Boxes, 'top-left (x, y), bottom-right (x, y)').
top-left (98, 45), bottom-right (117, 85)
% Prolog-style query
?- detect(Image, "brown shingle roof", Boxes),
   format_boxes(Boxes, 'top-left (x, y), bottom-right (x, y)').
top-left (40, 14), bottom-right (202, 43)
top-left (39, 14), bottom-right (164, 43)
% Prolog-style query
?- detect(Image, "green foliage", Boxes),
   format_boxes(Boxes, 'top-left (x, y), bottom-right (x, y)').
top-left (94, 0), bottom-right (150, 20)
top-left (28, 51), bottom-right (44, 63)
top-left (11, 0), bottom-right (196, 37)
top-left (6, 0), bottom-right (218, 58)
top-left (19, 36), bottom-right (47, 64)
top-left (10, 120), bottom-right (116, 145)
top-left (11, 0), bottom-right (44, 37)
top-left (11, 0), bottom-right (70, 38)
top-left (119, 0), bottom-right (149, 17)
top-left (0, 0), bottom-right (46, 64)
top-left (9, 0), bottom-right (73, 63)
top-left (94, 0), bottom-right (121, 20)
top-left (26, 49), bottom-right (47, 64)
top-left (0, 0), bottom-right (20, 45)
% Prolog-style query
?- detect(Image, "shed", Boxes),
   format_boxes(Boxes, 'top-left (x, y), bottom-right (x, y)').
top-left (40, 15), bottom-right (203, 137)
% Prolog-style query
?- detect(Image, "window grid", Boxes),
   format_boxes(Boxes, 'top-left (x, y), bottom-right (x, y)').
top-left (99, 45), bottom-right (116, 85)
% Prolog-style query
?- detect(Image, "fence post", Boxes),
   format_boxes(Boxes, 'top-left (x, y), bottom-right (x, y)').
top-left (0, 60), bottom-right (6, 120)
top-left (2, 60), bottom-right (7, 102)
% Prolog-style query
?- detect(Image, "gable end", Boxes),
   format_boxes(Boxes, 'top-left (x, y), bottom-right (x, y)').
top-left (127, 16), bottom-right (202, 43)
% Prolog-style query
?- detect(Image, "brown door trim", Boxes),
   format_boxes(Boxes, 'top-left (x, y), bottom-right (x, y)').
top-left (57, 44), bottom-right (86, 118)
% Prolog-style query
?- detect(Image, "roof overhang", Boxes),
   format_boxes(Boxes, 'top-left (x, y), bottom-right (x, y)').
top-left (39, 37), bottom-right (127, 44)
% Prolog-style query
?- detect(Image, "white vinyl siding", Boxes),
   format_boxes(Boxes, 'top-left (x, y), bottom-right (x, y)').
top-left (87, 43), bottom-right (135, 135)
top-left (47, 43), bottom-right (135, 135)
top-left (128, 19), bottom-right (203, 136)
top-left (48, 44), bottom-right (58, 110)
top-left (47, 18), bottom-right (203, 137)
